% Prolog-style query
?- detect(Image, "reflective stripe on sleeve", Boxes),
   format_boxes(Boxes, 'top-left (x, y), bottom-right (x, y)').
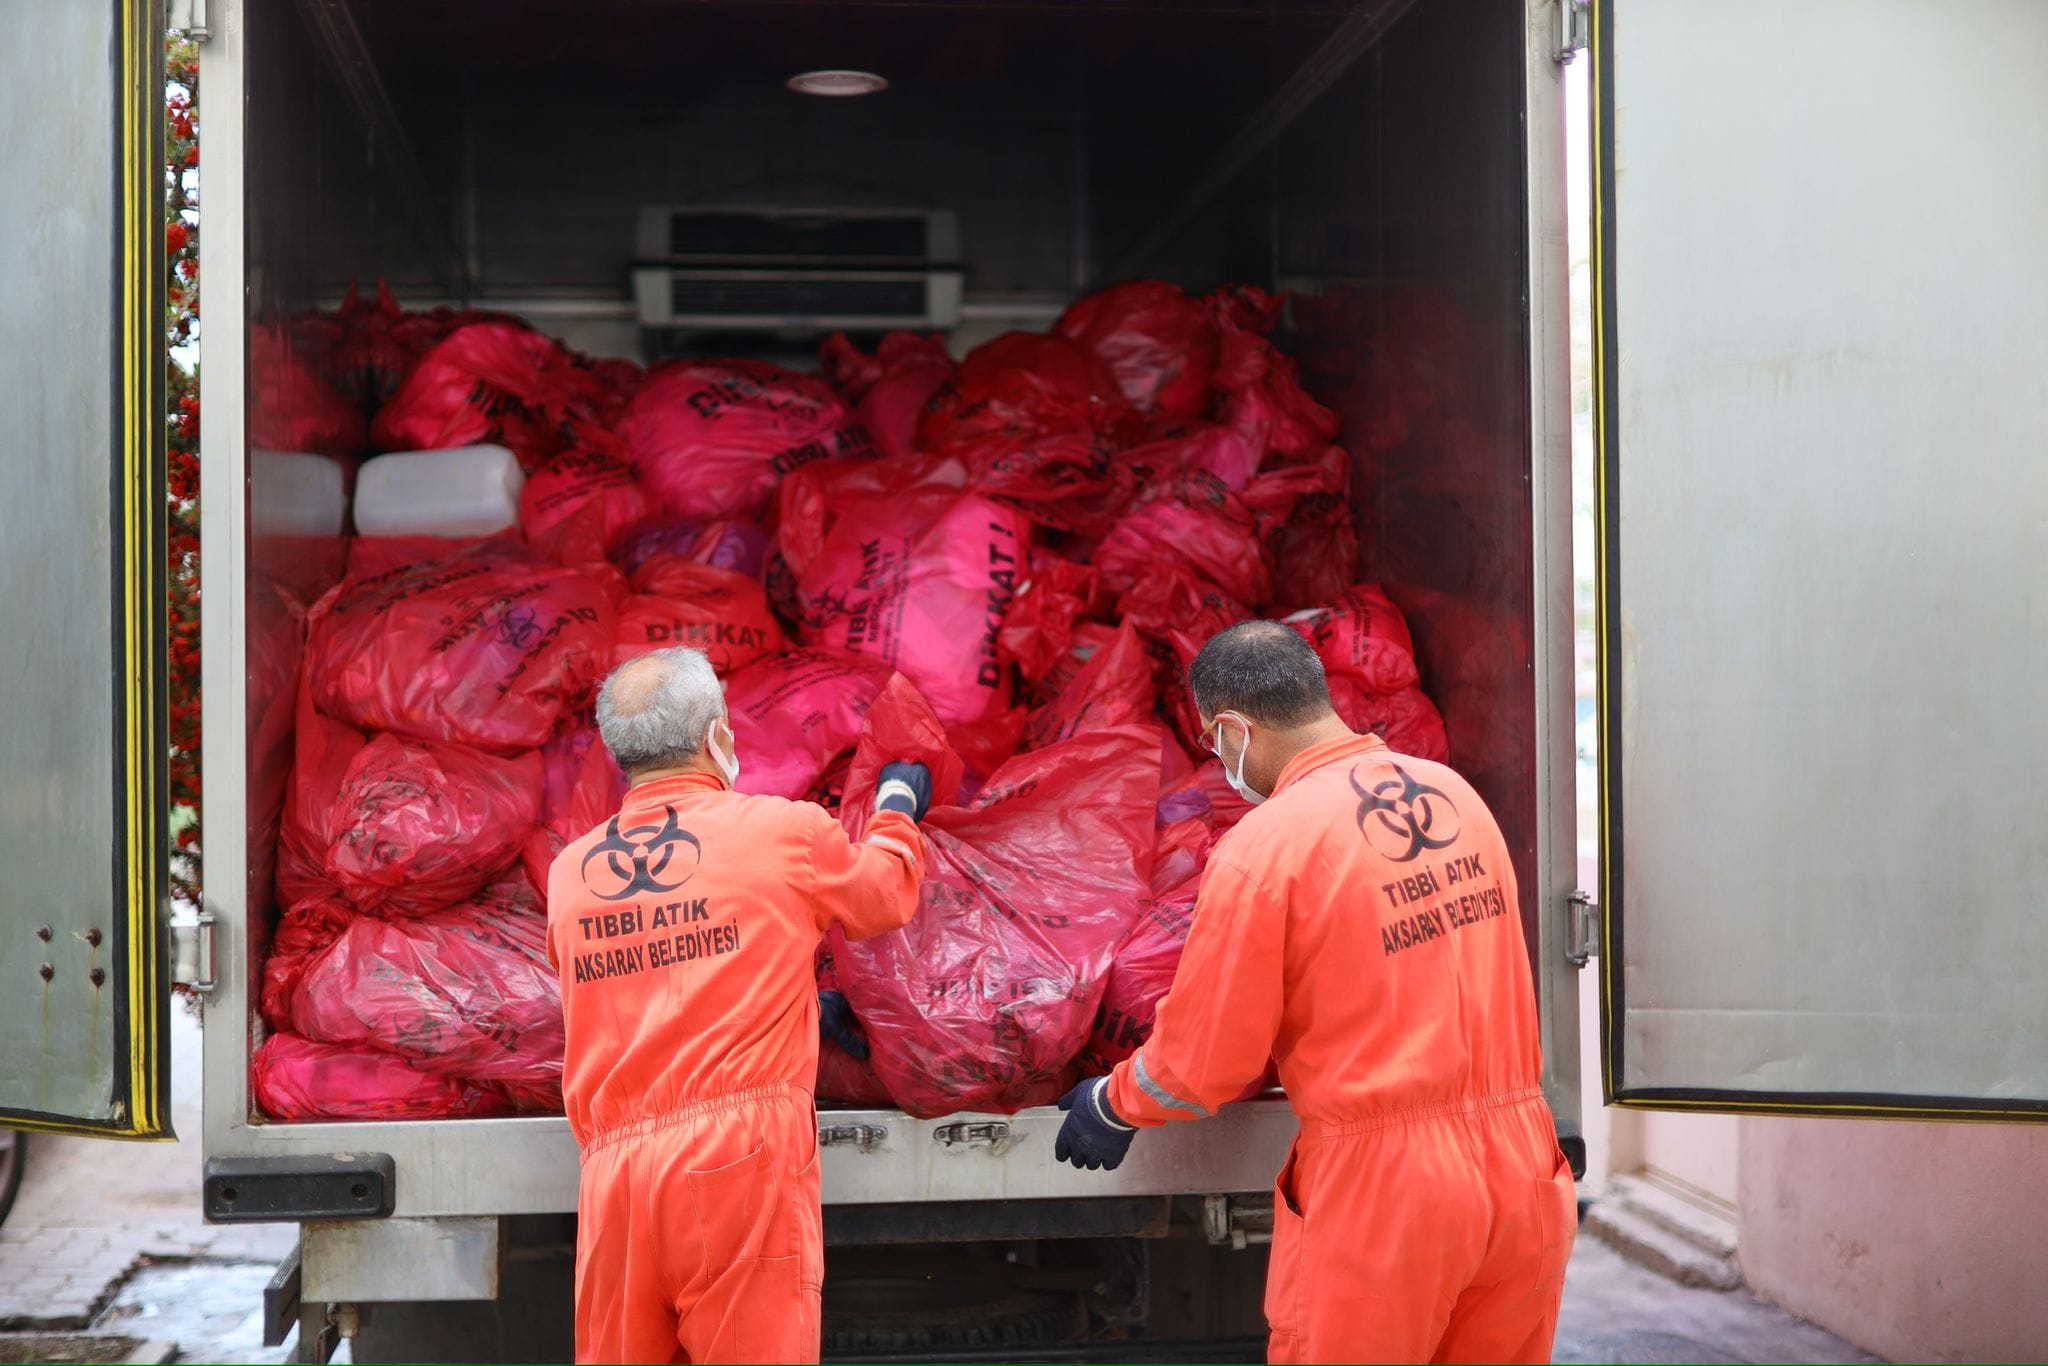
top-left (1133, 1049), bottom-right (1210, 1117)
top-left (863, 833), bottom-right (916, 861)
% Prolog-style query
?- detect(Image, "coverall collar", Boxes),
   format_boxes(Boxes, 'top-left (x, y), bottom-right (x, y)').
top-left (1270, 732), bottom-right (1388, 799)
top-left (623, 771), bottom-right (728, 808)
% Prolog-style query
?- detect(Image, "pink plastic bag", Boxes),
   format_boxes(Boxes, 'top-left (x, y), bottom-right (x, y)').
top-left (833, 720), bottom-right (1162, 1118)
top-left (1332, 684), bottom-right (1451, 765)
top-left (918, 332), bottom-right (1131, 460)
top-left (838, 674), bottom-right (970, 832)
top-left (1284, 583), bottom-right (1422, 696)
top-left (781, 456), bottom-right (1031, 727)
top-left (996, 557), bottom-right (1099, 683)
top-left (1116, 564), bottom-right (1256, 750)
top-left (1117, 563), bottom-right (1252, 669)
top-left (608, 517), bottom-right (771, 580)
top-left (344, 535), bottom-right (487, 582)
top-left (1022, 621), bottom-right (1155, 751)
top-left (1237, 445), bottom-right (1355, 600)
top-left (319, 734), bottom-right (541, 917)
top-left (254, 1033), bottom-right (513, 1122)
top-left (249, 325), bottom-right (366, 460)
top-left (319, 281), bottom-right (526, 411)
top-left (1078, 888), bottom-right (1196, 1073)
top-left (934, 703), bottom-right (1026, 807)
top-left (915, 332), bottom-right (1137, 535)
top-left (619, 359), bottom-right (872, 523)
top-left (276, 687), bottom-right (367, 906)
top-left (1094, 473), bottom-right (1269, 607)
top-left (246, 578), bottom-right (310, 910)
top-left (520, 447), bottom-right (657, 567)
top-left (578, 355), bottom-right (645, 427)
top-left (821, 331), bottom-right (957, 460)
top-left (312, 280), bottom-right (417, 410)
top-left (371, 322), bottom-right (602, 470)
top-left (1055, 280), bottom-right (1219, 423)
top-left (1028, 621), bottom-right (1122, 710)
top-left (725, 649), bottom-right (896, 800)
top-left (521, 723), bottom-right (629, 896)
top-left (538, 722), bottom-right (626, 839)
top-left (1119, 424), bottom-right (1262, 493)
top-left (306, 542), bottom-right (616, 754)
top-left (1076, 883), bottom-right (1270, 1102)
top-left (290, 880), bottom-right (563, 1104)
top-left (1205, 284), bottom-right (1340, 460)
top-left (615, 556), bottom-right (784, 676)
top-left (261, 895), bottom-right (355, 1031)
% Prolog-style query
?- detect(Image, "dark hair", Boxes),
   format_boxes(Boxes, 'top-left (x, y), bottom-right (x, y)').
top-left (1188, 621), bottom-right (1334, 729)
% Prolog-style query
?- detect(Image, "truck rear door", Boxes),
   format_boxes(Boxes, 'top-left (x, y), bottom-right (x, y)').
top-left (1592, 0), bottom-right (2047, 1119)
top-left (0, 0), bottom-right (171, 1138)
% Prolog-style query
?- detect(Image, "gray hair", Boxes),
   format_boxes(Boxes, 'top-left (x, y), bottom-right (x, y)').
top-left (594, 647), bottom-right (725, 773)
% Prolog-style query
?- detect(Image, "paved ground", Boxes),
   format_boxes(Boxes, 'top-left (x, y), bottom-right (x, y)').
top-left (2, 1011), bottom-right (1878, 1364)
top-left (0, 1009), bottom-right (296, 1361)
top-left (1556, 1238), bottom-right (1878, 1364)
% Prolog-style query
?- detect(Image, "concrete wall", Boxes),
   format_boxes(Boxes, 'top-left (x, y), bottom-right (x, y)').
top-left (1737, 1118), bottom-right (2048, 1364)
top-left (1638, 1111), bottom-right (1739, 1211)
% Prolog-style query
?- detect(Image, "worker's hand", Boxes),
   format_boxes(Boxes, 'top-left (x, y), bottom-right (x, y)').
top-left (819, 990), bottom-right (869, 1061)
top-left (874, 761), bottom-right (934, 821)
top-left (1055, 1077), bottom-right (1137, 1171)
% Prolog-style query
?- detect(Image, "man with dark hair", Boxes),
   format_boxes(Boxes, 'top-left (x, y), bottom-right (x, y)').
top-left (1053, 621), bottom-right (1576, 1364)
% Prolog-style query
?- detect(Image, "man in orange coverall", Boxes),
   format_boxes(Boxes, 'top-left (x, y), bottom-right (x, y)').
top-left (1054, 622), bottom-right (1576, 1364)
top-left (548, 646), bottom-right (933, 1364)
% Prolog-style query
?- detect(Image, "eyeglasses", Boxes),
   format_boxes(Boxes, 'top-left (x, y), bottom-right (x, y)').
top-left (1199, 714), bottom-right (1243, 759)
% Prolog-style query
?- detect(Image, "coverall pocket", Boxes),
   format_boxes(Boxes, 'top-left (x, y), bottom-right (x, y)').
top-left (1275, 1145), bottom-right (1306, 1218)
top-left (1265, 1146), bottom-right (1308, 1351)
top-left (1524, 1151), bottom-right (1577, 1308)
top-left (687, 1143), bottom-right (774, 1267)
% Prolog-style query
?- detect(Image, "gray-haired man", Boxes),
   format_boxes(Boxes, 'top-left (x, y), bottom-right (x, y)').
top-left (547, 647), bottom-right (931, 1363)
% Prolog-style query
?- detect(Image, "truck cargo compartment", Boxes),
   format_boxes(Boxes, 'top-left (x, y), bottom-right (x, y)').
top-left (214, 0), bottom-right (1563, 1214)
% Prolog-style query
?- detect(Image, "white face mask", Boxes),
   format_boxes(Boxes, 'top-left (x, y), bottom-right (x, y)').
top-left (706, 719), bottom-right (741, 790)
top-left (1205, 713), bottom-right (1266, 806)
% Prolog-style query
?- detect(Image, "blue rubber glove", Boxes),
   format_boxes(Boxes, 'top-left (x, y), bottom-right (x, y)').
top-left (1055, 1077), bottom-right (1137, 1171)
top-left (875, 761), bottom-right (934, 821)
top-left (819, 990), bottom-right (869, 1060)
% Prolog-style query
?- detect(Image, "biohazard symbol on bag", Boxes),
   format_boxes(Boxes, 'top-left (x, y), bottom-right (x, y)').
top-left (1351, 764), bottom-right (1461, 863)
top-left (580, 806), bottom-right (702, 901)
top-left (495, 605), bottom-right (543, 650)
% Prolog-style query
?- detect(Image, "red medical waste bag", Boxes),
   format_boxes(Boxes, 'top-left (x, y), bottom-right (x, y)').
top-left (620, 359), bottom-right (872, 523)
top-left (833, 724), bottom-right (1161, 1118)
top-left (306, 542), bottom-right (615, 754)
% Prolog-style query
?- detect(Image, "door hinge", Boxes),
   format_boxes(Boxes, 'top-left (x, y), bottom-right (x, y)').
top-left (932, 1120), bottom-right (1012, 1151)
top-left (168, 0), bottom-right (212, 41)
top-left (1565, 890), bottom-right (1600, 967)
top-left (818, 1123), bottom-right (888, 1152)
top-left (171, 907), bottom-right (217, 996)
top-left (1555, 0), bottom-right (1590, 63)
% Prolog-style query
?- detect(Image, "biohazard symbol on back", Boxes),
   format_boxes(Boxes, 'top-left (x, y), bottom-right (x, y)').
top-left (580, 806), bottom-right (703, 902)
top-left (1350, 764), bottom-right (1461, 864)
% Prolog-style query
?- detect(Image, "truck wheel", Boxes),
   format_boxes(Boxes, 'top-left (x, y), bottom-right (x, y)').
top-left (0, 1130), bottom-right (25, 1227)
top-left (824, 1270), bottom-right (1084, 1355)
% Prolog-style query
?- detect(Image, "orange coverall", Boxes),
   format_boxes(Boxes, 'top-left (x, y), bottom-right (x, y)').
top-left (1107, 734), bottom-right (1576, 1364)
top-left (547, 772), bottom-right (924, 1364)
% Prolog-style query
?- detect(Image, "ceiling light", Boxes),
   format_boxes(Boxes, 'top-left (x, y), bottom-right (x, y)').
top-left (787, 69), bottom-right (889, 97)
